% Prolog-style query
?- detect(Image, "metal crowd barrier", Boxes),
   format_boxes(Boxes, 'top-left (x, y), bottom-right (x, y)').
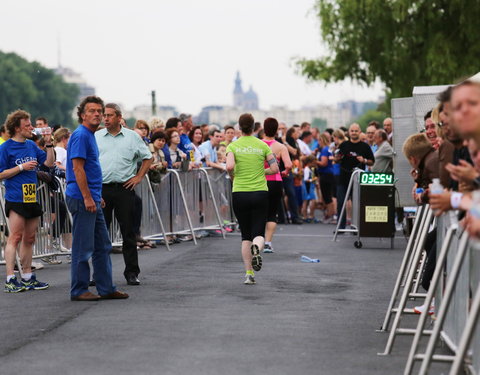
top-left (377, 206), bottom-right (480, 374)
top-left (0, 178), bottom-right (72, 267)
top-left (1, 167), bottom-right (235, 268)
top-left (144, 168), bottom-right (231, 241)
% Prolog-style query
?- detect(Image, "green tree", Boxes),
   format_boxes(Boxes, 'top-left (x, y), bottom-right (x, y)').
top-left (296, 0), bottom-right (480, 100)
top-left (0, 51), bottom-right (78, 126)
top-left (312, 117), bottom-right (327, 130)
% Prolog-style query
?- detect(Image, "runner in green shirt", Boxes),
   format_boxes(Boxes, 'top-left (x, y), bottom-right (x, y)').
top-left (226, 114), bottom-right (278, 285)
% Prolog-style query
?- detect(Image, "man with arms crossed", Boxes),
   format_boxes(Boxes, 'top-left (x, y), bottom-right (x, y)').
top-left (96, 103), bottom-right (152, 286)
top-left (66, 96), bottom-right (128, 301)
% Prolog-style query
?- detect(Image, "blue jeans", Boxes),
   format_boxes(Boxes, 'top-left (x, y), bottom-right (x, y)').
top-left (66, 196), bottom-right (116, 298)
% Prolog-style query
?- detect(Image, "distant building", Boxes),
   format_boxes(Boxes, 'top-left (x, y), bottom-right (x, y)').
top-left (54, 66), bottom-right (95, 101)
top-left (124, 105), bottom-right (178, 122)
top-left (198, 104), bottom-right (351, 129)
top-left (337, 100), bottom-right (378, 118)
top-left (233, 71), bottom-right (259, 110)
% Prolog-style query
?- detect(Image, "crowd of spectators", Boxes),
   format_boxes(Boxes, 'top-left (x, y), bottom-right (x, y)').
top-left (400, 76), bottom-right (480, 314)
top-left (0, 97), bottom-right (399, 293)
top-left (117, 115), bottom-right (396, 227)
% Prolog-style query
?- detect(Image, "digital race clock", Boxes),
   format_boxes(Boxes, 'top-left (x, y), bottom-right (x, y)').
top-left (359, 172), bottom-right (394, 185)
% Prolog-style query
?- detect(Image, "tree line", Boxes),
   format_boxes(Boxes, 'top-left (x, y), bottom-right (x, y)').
top-left (0, 51), bottom-right (79, 126)
top-left (297, 0), bottom-right (480, 106)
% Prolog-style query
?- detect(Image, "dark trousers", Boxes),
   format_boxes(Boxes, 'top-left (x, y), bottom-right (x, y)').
top-left (421, 228), bottom-right (437, 291)
top-left (102, 184), bottom-right (139, 278)
top-left (133, 193), bottom-right (142, 237)
top-left (282, 174), bottom-right (299, 220)
top-left (336, 183), bottom-right (348, 229)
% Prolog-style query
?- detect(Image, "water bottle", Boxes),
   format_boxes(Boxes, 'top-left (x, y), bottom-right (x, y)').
top-left (430, 178), bottom-right (443, 195)
top-left (300, 255), bottom-right (320, 263)
top-left (429, 178), bottom-right (444, 215)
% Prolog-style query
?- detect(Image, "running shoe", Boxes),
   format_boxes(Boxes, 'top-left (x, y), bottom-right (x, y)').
top-left (244, 274), bottom-right (256, 285)
top-left (413, 303), bottom-right (434, 315)
top-left (263, 243), bottom-right (274, 253)
top-left (21, 274), bottom-right (49, 290)
top-left (251, 244), bottom-right (262, 271)
top-left (4, 277), bottom-right (26, 293)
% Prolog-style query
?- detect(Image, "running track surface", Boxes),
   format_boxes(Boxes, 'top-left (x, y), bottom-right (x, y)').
top-left (0, 224), bottom-right (451, 374)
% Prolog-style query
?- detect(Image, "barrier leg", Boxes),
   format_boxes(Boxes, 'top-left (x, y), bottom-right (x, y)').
top-left (412, 250), bottom-right (427, 295)
top-left (404, 224), bottom-right (456, 374)
top-left (199, 168), bottom-right (225, 239)
top-left (378, 205), bottom-right (425, 332)
top-left (168, 170), bottom-right (197, 245)
top-left (333, 170), bottom-right (360, 241)
top-left (144, 175), bottom-right (171, 251)
top-left (378, 208), bottom-right (434, 355)
top-left (401, 207), bottom-right (430, 287)
top-left (418, 232), bottom-right (470, 375)
top-left (448, 274), bottom-right (480, 375)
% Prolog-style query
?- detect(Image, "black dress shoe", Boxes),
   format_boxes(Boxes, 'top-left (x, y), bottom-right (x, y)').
top-left (126, 274), bottom-right (140, 285)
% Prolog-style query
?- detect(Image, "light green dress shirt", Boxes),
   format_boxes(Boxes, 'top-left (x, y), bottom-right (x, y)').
top-left (95, 127), bottom-right (152, 183)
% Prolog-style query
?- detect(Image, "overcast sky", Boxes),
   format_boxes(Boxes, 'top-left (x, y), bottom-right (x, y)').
top-left (0, 0), bottom-right (384, 114)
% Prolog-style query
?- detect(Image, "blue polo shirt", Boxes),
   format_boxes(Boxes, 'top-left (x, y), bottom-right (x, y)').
top-left (179, 133), bottom-right (194, 158)
top-left (0, 139), bottom-right (46, 203)
top-left (66, 125), bottom-right (103, 202)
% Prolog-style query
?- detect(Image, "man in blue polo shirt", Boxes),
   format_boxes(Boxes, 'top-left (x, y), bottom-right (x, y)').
top-left (66, 96), bottom-right (128, 302)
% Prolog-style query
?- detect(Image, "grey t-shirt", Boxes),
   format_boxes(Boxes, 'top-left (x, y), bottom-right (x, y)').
top-left (372, 141), bottom-right (394, 173)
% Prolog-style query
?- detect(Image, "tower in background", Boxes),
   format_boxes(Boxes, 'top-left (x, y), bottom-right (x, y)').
top-left (232, 71), bottom-right (259, 110)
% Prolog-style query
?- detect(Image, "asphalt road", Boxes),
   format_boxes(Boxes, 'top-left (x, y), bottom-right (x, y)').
top-left (0, 224), bottom-right (451, 375)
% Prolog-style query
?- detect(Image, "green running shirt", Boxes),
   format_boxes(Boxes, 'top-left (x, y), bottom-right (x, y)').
top-left (226, 136), bottom-right (272, 192)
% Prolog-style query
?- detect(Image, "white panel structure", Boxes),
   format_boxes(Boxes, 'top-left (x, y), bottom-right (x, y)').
top-left (392, 97), bottom-right (416, 207)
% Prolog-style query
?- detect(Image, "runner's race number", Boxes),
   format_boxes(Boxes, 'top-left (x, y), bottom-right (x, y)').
top-left (22, 183), bottom-right (36, 203)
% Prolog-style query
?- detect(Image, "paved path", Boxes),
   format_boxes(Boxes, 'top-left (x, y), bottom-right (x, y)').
top-left (0, 224), bottom-right (450, 374)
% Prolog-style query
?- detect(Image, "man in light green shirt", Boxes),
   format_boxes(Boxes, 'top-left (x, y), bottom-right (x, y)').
top-left (95, 103), bottom-right (152, 286)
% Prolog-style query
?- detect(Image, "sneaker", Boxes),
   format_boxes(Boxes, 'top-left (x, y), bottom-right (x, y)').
top-left (32, 261), bottom-right (45, 270)
top-left (251, 244), bottom-right (262, 271)
top-left (263, 243), bottom-right (274, 253)
top-left (244, 274), bottom-right (256, 285)
top-left (4, 277), bottom-right (26, 293)
top-left (21, 274), bottom-right (49, 290)
top-left (413, 302), bottom-right (434, 315)
top-left (40, 257), bottom-right (61, 265)
top-left (51, 239), bottom-right (60, 252)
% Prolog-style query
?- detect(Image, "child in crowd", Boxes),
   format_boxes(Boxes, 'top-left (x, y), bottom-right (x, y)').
top-left (302, 155), bottom-right (318, 223)
top-left (217, 144), bottom-right (227, 166)
top-left (148, 132), bottom-right (168, 183)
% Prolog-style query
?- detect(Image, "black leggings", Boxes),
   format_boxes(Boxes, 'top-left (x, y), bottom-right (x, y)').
top-left (232, 191), bottom-right (268, 241)
top-left (266, 181), bottom-right (283, 223)
top-left (319, 173), bottom-right (334, 205)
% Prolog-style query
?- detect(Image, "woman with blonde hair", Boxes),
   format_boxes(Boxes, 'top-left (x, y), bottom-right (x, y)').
top-left (134, 120), bottom-right (150, 144)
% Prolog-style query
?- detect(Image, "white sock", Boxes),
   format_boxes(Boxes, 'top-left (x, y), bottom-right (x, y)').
top-left (6, 274), bottom-right (15, 282)
top-left (265, 241), bottom-right (272, 246)
top-left (22, 273), bottom-right (32, 281)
